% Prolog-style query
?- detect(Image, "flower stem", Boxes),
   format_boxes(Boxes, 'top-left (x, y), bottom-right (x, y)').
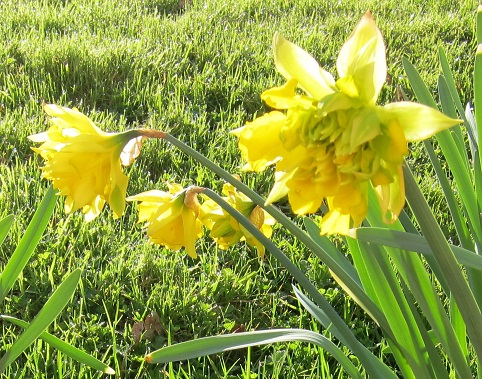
top-left (163, 132), bottom-right (397, 378)
top-left (202, 188), bottom-right (396, 379)
top-left (403, 163), bottom-right (482, 361)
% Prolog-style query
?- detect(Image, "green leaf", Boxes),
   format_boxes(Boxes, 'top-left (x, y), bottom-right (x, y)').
top-left (303, 218), bottom-right (360, 285)
top-left (0, 269), bottom-right (81, 372)
top-left (403, 164), bottom-right (482, 364)
top-left (348, 238), bottom-right (438, 378)
top-left (146, 329), bottom-right (363, 379)
top-left (477, 5), bottom-right (482, 45)
top-left (0, 315), bottom-right (114, 374)
top-left (292, 285), bottom-right (398, 379)
top-left (0, 187), bottom-right (56, 303)
top-left (353, 228), bottom-right (482, 272)
top-left (0, 215), bottom-right (14, 247)
top-left (438, 48), bottom-right (470, 134)
top-left (404, 58), bottom-right (482, 247)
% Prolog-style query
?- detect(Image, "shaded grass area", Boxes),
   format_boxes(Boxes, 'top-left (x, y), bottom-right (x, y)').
top-left (0, 0), bottom-right (477, 377)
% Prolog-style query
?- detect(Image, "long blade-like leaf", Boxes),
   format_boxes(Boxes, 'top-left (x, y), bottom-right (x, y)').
top-left (0, 269), bottom-right (81, 372)
top-left (0, 315), bottom-right (114, 374)
top-left (404, 164), bottom-right (482, 363)
top-left (353, 228), bottom-right (482, 271)
top-left (292, 285), bottom-right (406, 379)
top-left (0, 187), bottom-right (56, 303)
top-left (0, 215), bottom-right (14, 248)
top-left (146, 329), bottom-right (362, 379)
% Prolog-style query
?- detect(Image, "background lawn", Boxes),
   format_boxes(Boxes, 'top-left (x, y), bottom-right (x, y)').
top-left (0, 0), bottom-right (477, 377)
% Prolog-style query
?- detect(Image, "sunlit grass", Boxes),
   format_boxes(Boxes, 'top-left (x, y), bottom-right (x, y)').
top-left (0, 0), bottom-right (476, 377)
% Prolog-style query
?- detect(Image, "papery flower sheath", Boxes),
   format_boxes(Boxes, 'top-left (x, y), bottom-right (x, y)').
top-left (232, 11), bottom-right (461, 235)
top-left (29, 104), bottom-right (144, 221)
top-left (127, 184), bottom-right (203, 259)
top-left (200, 182), bottom-right (275, 258)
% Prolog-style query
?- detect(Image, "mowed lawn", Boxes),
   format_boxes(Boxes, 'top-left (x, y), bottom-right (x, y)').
top-left (0, 0), bottom-right (477, 377)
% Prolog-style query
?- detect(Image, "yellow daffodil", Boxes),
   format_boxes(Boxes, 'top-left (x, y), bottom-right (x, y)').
top-left (127, 184), bottom-right (203, 259)
top-left (200, 183), bottom-right (275, 258)
top-left (29, 104), bottom-right (144, 221)
top-left (232, 11), bottom-right (461, 235)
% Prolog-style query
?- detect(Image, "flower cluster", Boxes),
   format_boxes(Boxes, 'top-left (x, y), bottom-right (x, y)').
top-left (30, 107), bottom-right (274, 258)
top-left (232, 12), bottom-right (460, 234)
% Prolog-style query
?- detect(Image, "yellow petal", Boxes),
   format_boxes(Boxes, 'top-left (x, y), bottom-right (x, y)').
top-left (373, 164), bottom-right (405, 223)
top-left (319, 209), bottom-right (351, 235)
top-left (380, 102), bottom-right (461, 141)
top-left (42, 103), bottom-right (104, 135)
top-left (231, 111), bottom-right (286, 172)
top-left (372, 119), bottom-right (408, 164)
top-left (265, 169), bottom-right (294, 205)
top-left (109, 164), bottom-right (128, 219)
top-left (127, 190), bottom-right (172, 203)
top-left (273, 33), bottom-right (335, 99)
top-left (261, 79), bottom-right (313, 109)
top-left (182, 207), bottom-right (199, 259)
top-left (337, 11), bottom-right (386, 104)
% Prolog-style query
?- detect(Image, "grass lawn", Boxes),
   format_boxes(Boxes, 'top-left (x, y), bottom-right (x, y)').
top-left (0, 0), bottom-right (477, 377)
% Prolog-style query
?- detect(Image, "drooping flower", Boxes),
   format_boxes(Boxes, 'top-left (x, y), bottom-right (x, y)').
top-left (127, 184), bottom-right (203, 259)
top-left (199, 182), bottom-right (275, 258)
top-left (29, 104), bottom-right (144, 221)
top-left (232, 11), bottom-right (461, 235)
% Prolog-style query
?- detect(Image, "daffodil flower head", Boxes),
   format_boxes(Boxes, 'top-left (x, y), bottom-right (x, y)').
top-left (127, 184), bottom-right (203, 259)
top-left (29, 104), bottom-right (144, 221)
top-left (232, 11), bottom-right (461, 235)
top-left (199, 183), bottom-right (275, 258)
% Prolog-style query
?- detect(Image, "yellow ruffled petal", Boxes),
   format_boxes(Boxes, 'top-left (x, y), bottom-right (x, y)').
top-left (129, 186), bottom-right (203, 258)
top-left (273, 33), bottom-right (335, 99)
top-left (381, 102), bottom-right (461, 141)
top-left (231, 111), bottom-right (286, 172)
top-left (31, 104), bottom-right (143, 221)
top-left (336, 11), bottom-right (386, 104)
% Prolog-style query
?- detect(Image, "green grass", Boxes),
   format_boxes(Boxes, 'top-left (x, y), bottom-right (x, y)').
top-left (0, 0), bottom-right (477, 377)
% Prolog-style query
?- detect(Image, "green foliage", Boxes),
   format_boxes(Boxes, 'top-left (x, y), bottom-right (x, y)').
top-left (0, 0), bottom-right (478, 377)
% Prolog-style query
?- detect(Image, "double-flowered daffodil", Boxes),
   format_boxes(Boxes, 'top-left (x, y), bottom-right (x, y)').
top-left (29, 104), bottom-right (144, 221)
top-left (232, 11), bottom-right (461, 235)
top-left (200, 182), bottom-right (275, 258)
top-left (127, 184), bottom-right (203, 259)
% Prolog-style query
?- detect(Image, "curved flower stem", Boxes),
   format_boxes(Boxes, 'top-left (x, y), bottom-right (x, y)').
top-left (163, 133), bottom-right (382, 314)
top-left (201, 188), bottom-right (396, 379)
top-left (163, 132), bottom-right (397, 377)
top-left (403, 163), bottom-right (482, 361)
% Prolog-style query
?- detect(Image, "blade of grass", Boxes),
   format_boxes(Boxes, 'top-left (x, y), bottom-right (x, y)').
top-left (0, 215), bottom-right (14, 247)
top-left (0, 186), bottom-right (56, 303)
top-left (0, 315), bottom-right (114, 374)
top-left (0, 269), bottom-right (81, 373)
top-left (146, 328), bottom-right (363, 379)
top-left (477, 5), bottom-right (482, 45)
